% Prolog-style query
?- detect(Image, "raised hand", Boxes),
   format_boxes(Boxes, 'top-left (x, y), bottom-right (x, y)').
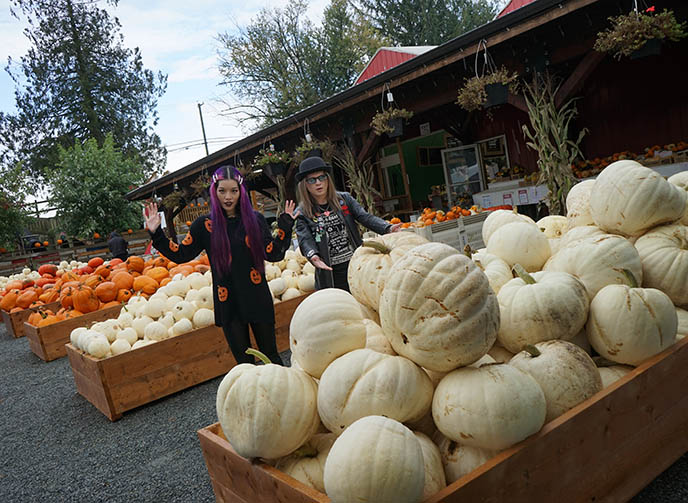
top-left (143, 202), bottom-right (162, 233)
top-left (389, 223), bottom-right (402, 233)
top-left (284, 200), bottom-right (300, 220)
top-left (311, 255), bottom-right (332, 271)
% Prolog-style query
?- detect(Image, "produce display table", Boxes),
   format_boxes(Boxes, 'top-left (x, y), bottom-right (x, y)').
top-left (198, 337), bottom-right (688, 502)
top-left (24, 304), bottom-right (123, 362)
top-left (67, 326), bottom-right (235, 421)
top-left (1, 301), bottom-right (61, 339)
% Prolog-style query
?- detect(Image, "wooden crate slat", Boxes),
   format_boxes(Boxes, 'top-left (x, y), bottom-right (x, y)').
top-left (67, 347), bottom-right (119, 421)
top-left (24, 304), bottom-right (123, 361)
top-left (1, 301), bottom-right (61, 338)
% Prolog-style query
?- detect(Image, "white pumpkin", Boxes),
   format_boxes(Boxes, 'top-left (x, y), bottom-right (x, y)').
top-left (184, 289), bottom-right (200, 303)
top-left (110, 338), bottom-right (132, 355)
top-left (634, 224), bottom-right (688, 307)
top-left (566, 179), bottom-right (595, 229)
top-left (405, 408), bottom-right (437, 438)
top-left (196, 286), bottom-right (214, 310)
top-left (70, 327), bottom-right (88, 348)
top-left (481, 209), bottom-right (536, 246)
top-left (274, 433), bottom-right (336, 493)
top-left (347, 232), bottom-right (429, 311)
top-left (131, 339), bottom-right (149, 350)
top-left (317, 349), bottom-right (433, 434)
top-left (537, 215), bottom-right (568, 238)
top-left (117, 308), bottom-right (134, 328)
top-left (358, 301), bottom-right (380, 324)
top-left (192, 308), bottom-right (214, 329)
top-left (149, 290), bottom-right (168, 302)
top-left (268, 278), bottom-right (288, 297)
top-left (435, 433), bottom-right (497, 484)
top-left (116, 327), bottom-right (138, 346)
top-left (667, 171), bottom-right (688, 224)
top-left (172, 318), bottom-right (193, 336)
top-left (432, 363), bottom-right (546, 450)
top-left (297, 274), bottom-right (315, 293)
top-left (284, 275), bottom-right (299, 289)
top-left (509, 341), bottom-right (602, 422)
top-left (487, 344), bottom-right (514, 363)
top-left (281, 269), bottom-right (296, 281)
top-left (280, 287), bottom-right (301, 301)
top-left (290, 288), bottom-right (367, 378)
top-left (568, 329), bottom-right (592, 355)
top-left (144, 298), bottom-right (166, 319)
top-left (131, 315), bottom-right (154, 338)
top-left (544, 234), bottom-right (643, 298)
top-left (186, 272), bottom-right (208, 291)
top-left (379, 242), bottom-right (499, 372)
top-left (496, 269), bottom-right (589, 353)
top-left (323, 416), bottom-right (425, 503)
top-left (423, 367), bottom-right (448, 388)
top-left (86, 334), bottom-right (110, 358)
top-left (677, 307), bottom-right (688, 340)
top-left (486, 221), bottom-right (551, 272)
top-left (471, 250), bottom-right (512, 294)
top-left (587, 277), bottom-right (677, 366)
top-left (302, 261), bottom-right (315, 275)
top-left (414, 432), bottom-right (447, 499)
top-left (144, 321), bottom-right (169, 341)
top-left (363, 318), bottom-right (396, 355)
top-left (558, 225), bottom-right (606, 248)
top-left (165, 295), bottom-right (184, 312)
top-left (264, 264), bottom-right (280, 282)
top-left (166, 277), bottom-right (191, 297)
top-left (590, 160), bottom-right (686, 236)
top-left (597, 364), bottom-right (633, 388)
top-left (158, 312), bottom-right (175, 329)
top-left (285, 259), bottom-right (301, 273)
top-left (172, 300), bottom-right (196, 321)
top-left (216, 354), bottom-right (320, 459)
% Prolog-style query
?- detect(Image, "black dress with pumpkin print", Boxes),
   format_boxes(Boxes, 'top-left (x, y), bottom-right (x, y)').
top-left (149, 211), bottom-right (294, 327)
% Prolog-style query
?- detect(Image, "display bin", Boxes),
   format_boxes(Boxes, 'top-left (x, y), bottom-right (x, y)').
top-left (459, 212), bottom-right (489, 250)
top-left (24, 303), bottom-right (123, 362)
top-left (413, 219), bottom-right (465, 250)
top-left (197, 337), bottom-right (688, 503)
top-left (1, 301), bottom-right (61, 339)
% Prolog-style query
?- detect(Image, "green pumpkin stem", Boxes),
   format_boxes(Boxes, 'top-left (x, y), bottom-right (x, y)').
top-left (622, 269), bottom-right (638, 288)
top-left (512, 264), bottom-right (536, 284)
top-left (463, 244), bottom-right (473, 258)
top-left (246, 348), bottom-right (272, 365)
top-left (291, 444), bottom-right (319, 458)
top-left (362, 240), bottom-right (391, 254)
top-left (523, 344), bottom-right (541, 357)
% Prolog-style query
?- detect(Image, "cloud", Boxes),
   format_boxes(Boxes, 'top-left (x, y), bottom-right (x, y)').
top-left (167, 56), bottom-right (220, 83)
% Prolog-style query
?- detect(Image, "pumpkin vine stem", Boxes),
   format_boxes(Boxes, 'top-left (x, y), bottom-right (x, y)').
top-left (463, 244), bottom-right (473, 258)
top-left (362, 240), bottom-right (391, 254)
top-left (622, 268), bottom-right (638, 288)
top-left (291, 444), bottom-right (319, 458)
top-left (246, 348), bottom-right (272, 365)
top-left (523, 344), bottom-right (541, 357)
top-left (512, 264), bottom-right (536, 284)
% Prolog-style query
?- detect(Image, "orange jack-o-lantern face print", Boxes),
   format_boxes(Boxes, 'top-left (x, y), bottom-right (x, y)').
top-left (266, 242), bottom-right (273, 254)
top-left (169, 240), bottom-right (179, 252)
top-left (277, 229), bottom-right (286, 240)
top-left (182, 233), bottom-right (193, 245)
top-left (218, 286), bottom-right (228, 302)
top-left (205, 219), bottom-right (212, 233)
top-left (245, 235), bottom-right (251, 248)
top-left (249, 268), bottom-right (262, 285)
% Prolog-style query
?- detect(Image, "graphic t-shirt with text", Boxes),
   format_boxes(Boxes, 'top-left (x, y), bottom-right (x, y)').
top-left (317, 205), bottom-right (354, 265)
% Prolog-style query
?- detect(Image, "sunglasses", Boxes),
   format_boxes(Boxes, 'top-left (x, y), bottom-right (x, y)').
top-left (305, 174), bottom-right (328, 185)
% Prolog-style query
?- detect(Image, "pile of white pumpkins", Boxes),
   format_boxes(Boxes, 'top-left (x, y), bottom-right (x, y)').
top-left (215, 160), bottom-right (688, 503)
top-left (266, 248), bottom-right (315, 302)
top-left (70, 270), bottom-right (215, 359)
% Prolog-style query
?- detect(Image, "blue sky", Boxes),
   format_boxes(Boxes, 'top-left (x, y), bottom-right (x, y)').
top-left (0, 0), bottom-right (329, 174)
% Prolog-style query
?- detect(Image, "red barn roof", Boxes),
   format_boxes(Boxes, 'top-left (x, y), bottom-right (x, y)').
top-left (498, 0), bottom-right (537, 18)
top-left (355, 46), bottom-right (436, 85)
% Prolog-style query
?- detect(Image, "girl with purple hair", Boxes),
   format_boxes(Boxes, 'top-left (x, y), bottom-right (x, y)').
top-left (143, 165), bottom-right (298, 365)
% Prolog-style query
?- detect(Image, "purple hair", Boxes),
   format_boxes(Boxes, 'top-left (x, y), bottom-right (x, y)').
top-left (209, 166), bottom-right (265, 277)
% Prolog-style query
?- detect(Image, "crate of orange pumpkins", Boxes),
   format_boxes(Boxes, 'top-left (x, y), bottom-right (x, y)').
top-left (0, 263), bottom-right (63, 338)
top-left (392, 206), bottom-right (484, 251)
top-left (22, 253), bottom-right (210, 362)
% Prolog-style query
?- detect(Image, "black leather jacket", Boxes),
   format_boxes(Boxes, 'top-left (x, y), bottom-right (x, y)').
top-left (295, 192), bottom-right (391, 289)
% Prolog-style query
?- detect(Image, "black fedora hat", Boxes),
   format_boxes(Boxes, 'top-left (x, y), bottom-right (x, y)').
top-left (295, 156), bottom-right (333, 183)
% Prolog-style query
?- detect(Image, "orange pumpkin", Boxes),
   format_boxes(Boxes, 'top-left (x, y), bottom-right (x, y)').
top-left (28, 301), bottom-right (44, 308)
top-left (101, 300), bottom-right (120, 309)
top-left (182, 233), bottom-right (193, 245)
top-left (169, 265), bottom-right (193, 277)
top-left (38, 264), bottom-right (58, 276)
top-left (63, 309), bottom-right (84, 319)
top-left (166, 261), bottom-right (178, 270)
top-left (151, 256), bottom-right (169, 268)
top-left (93, 232), bottom-right (101, 239)
top-left (27, 311), bottom-right (42, 325)
top-left (10, 306), bottom-right (23, 313)
top-left (95, 281), bottom-right (117, 302)
top-left (34, 242), bottom-right (41, 248)
top-left (249, 268), bottom-right (262, 285)
top-left (43, 241), bottom-right (49, 246)
top-left (127, 229), bottom-right (133, 234)
top-left (186, 220), bottom-right (192, 226)
top-left (72, 286), bottom-right (99, 314)
top-left (83, 275), bottom-right (103, 289)
top-left (60, 286), bottom-right (76, 309)
top-left (461, 209), bottom-right (471, 216)
top-left (94, 264), bottom-right (111, 278)
top-left (133, 275), bottom-right (158, 295)
top-left (111, 271), bottom-right (134, 291)
top-left (218, 286), bottom-right (228, 302)
top-left (145, 266), bottom-right (169, 283)
top-left (39, 289), bottom-right (60, 303)
top-left (194, 264), bottom-right (210, 274)
top-left (109, 258), bottom-right (124, 267)
top-left (37, 314), bottom-right (59, 327)
top-left (116, 289), bottom-right (134, 302)
top-left (5, 280), bottom-right (23, 291)
top-left (159, 277), bottom-right (172, 286)
top-left (88, 257), bottom-right (104, 268)
top-left (390, 217), bottom-right (401, 224)
top-left (62, 271), bottom-right (80, 282)
top-left (57, 239), bottom-right (63, 245)
top-left (34, 277), bottom-right (56, 288)
top-left (15, 290), bottom-right (38, 309)
top-left (126, 256), bottom-right (145, 273)
top-left (199, 254), bottom-right (210, 266)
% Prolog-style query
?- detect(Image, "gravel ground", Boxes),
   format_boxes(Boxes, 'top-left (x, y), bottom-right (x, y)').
top-left (0, 323), bottom-right (685, 502)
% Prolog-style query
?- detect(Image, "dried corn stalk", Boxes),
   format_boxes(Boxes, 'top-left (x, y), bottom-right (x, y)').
top-left (334, 146), bottom-right (380, 216)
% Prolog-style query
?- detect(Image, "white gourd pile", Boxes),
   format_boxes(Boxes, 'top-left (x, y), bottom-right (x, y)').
top-left (70, 270), bottom-right (215, 358)
top-left (214, 161), bottom-right (688, 503)
top-left (266, 248), bottom-right (315, 302)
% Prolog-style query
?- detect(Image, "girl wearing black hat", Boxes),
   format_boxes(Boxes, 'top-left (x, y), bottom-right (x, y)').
top-left (294, 157), bottom-right (401, 291)
top-left (143, 165), bottom-right (299, 365)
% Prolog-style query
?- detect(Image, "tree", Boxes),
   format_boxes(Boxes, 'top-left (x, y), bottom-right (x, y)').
top-left (0, 162), bottom-right (29, 251)
top-left (217, 0), bottom-right (384, 127)
top-left (351, 0), bottom-right (501, 46)
top-left (50, 134), bottom-right (146, 238)
top-left (1, 0), bottom-right (167, 187)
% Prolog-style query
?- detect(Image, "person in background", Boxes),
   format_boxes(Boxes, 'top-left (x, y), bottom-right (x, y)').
top-left (294, 156), bottom-right (401, 292)
top-left (143, 165), bottom-right (298, 365)
top-left (107, 231), bottom-right (129, 261)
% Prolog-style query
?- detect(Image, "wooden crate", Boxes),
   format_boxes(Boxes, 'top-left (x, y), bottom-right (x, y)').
top-left (197, 337), bottom-right (688, 503)
top-left (24, 304), bottom-right (123, 362)
top-left (66, 325), bottom-right (236, 421)
top-left (272, 292), bottom-right (311, 348)
top-left (1, 301), bottom-right (61, 339)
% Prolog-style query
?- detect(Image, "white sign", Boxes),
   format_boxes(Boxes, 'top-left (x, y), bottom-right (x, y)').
top-left (419, 122), bottom-right (431, 136)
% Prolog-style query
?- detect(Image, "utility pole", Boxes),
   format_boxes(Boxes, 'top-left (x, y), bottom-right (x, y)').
top-left (197, 102), bottom-right (209, 156)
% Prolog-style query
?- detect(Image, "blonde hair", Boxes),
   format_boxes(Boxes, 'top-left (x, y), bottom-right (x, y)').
top-left (296, 172), bottom-right (342, 219)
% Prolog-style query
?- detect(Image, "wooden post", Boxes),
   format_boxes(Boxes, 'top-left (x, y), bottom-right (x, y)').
top-left (395, 138), bottom-right (412, 210)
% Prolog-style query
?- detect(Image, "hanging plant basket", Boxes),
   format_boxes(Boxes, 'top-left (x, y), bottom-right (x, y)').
top-left (266, 161), bottom-right (287, 177)
top-left (485, 83), bottom-right (509, 107)
top-left (456, 67), bottom-right (519, 112)
top-left (387, 117), bottom-right (404, 138)
top-left (629, 38), bottom-right (662, 59)
top-left (253, 148), bottom-right (291, 179)
top-left (370, 108), bottom-right (414, 136)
